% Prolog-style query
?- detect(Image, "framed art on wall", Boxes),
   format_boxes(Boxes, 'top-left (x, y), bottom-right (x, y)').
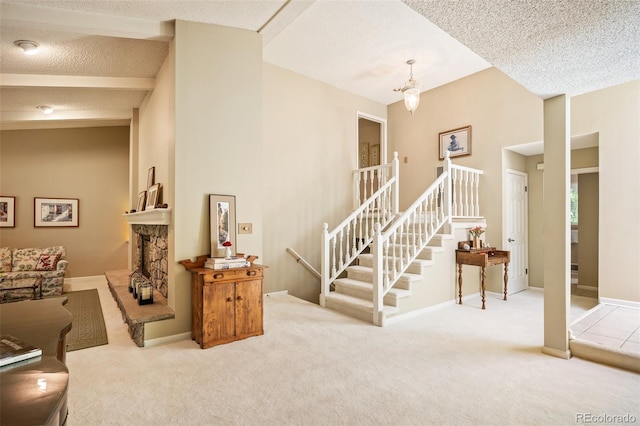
top-left (439, 125), bottom-right (472, 160)
top-left (209, 194), bottom-right (236, 258)
top-left (0, 196), bottom-right (16, 228)
top-left (34, 197), bottom-right (79, 227)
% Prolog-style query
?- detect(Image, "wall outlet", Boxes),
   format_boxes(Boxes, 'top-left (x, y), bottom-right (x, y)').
top-left (238, 223), bottom-right (252, 234)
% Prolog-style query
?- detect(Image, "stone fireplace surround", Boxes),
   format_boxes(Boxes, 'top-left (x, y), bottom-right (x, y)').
top-left (133, 224), bottom-right (168, 298)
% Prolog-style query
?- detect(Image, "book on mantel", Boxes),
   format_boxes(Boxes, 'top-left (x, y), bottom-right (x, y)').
top-left (204, 257), bottom-right (250, 270)
top-left (0, 335), bottom-right (42, 367)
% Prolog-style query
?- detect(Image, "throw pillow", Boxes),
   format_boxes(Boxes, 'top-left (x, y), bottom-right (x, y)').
top-left (35, 254), bottom-right (60, 271)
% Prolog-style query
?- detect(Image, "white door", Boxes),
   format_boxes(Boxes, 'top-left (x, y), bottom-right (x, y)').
top-left (505, 169), bottom-right (528, 294)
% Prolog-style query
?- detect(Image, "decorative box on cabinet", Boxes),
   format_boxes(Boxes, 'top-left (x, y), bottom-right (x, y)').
top-left (180, 256), bottom-right (265, 349)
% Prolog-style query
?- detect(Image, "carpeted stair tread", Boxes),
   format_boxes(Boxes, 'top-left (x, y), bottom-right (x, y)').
top-left (324, 292), bottom-right (399, 315)
top-left (333, 277), bottom-right (411, 305)
top-left (357, 253), bottom-right (434, 269)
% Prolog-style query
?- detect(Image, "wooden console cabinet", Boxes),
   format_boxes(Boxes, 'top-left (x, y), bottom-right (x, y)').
top-left (180, 257), bottom-right (265, 349)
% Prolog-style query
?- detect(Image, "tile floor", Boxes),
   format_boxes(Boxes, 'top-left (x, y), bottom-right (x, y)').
top-left (571, 303), bottom-right (640, 355)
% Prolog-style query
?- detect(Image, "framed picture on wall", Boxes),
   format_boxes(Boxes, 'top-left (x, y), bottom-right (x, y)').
top-left (209, 194), bottom-right (236, 258)
top-left (439, 125), bottom-right (472, 160)
top-left (0, 196), bottom-right (16, 228)
top-left (34, 197), bottom-right (79, 227)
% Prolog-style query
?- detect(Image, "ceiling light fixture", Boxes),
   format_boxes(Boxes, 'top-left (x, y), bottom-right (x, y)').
top-left (14, 40), bottom-right (39, 55)
top-left (36, 105), bottom-right (53, 115)
top-left (394, 59), bottom-right (420, 115)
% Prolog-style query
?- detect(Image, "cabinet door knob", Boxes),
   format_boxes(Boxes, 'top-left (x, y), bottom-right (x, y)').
top-left (214, 273), bottom-right (224, 279)
top-left (246, 270), bottom-right (256, 276)
top-left (226, 297), bottom-right (232, 302)
top-left (237, 296), bottom-right (243, 301)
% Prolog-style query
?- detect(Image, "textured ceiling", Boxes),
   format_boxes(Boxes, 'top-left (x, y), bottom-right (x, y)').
top-left (404, 0), bottom-right (640, 99)
top-left (1, 0), bottom-right (638, 149)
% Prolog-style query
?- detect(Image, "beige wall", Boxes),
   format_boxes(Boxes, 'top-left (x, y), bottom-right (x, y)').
top-left (140, 21), bottom-right (264, 340)
top-left (0, 126), bottom-right (129, 277)
top-left (578, 172), bottom-right (598, 288)
top-left (572, 80), bottom-right (640, 302)
top-left (263, 63), bottom-right (387, 302)
top-left (388, 67), bottom-right (543, 292)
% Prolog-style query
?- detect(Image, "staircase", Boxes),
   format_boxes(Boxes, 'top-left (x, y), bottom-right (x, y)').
top-left (320, 152), bottom-right (484, 325)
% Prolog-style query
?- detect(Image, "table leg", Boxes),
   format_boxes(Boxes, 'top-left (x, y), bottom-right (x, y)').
top-left (503, 262), bottom-right (509, 301)
top-left (481, 266), bottom-right (486, 310)
top-left (457, 263), bottom-right (463, 305)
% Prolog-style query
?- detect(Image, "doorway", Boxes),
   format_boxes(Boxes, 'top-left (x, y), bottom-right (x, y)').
top-left (356, 112), bottom-right (386, 169)
top-left (504, 169), bottom-right (529, 294)
top-left (571, 168), bottom-right (599, 297)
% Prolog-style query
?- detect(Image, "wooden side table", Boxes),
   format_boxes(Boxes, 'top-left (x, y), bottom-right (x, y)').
top-left (455, 245), bottom-right (510, 309)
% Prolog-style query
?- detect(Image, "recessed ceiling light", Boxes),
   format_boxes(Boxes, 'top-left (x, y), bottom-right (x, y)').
top-left (14, 40), bottom-right (39, 55)
top-left (36, 105), bottom-right (53, 115)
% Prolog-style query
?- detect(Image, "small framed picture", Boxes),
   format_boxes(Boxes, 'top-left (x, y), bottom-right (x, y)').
top-left (136, 191), bottom-right (147, 212)
top-left (34, 197), bottom-right (79, 227)
top-left (147, 167), bottom-right (155, 190)
top-left (146, 184), bottom-right (161, 210)
top-left (439, 125), bottom-right (471, 160)
top-left (209, 194), bottom-right (236, 258)
top-left (0, 196), bottom-right (16, 228)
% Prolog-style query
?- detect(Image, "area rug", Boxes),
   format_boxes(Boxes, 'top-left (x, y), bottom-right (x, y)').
top-left (65, 289), bottom-right (108, 351)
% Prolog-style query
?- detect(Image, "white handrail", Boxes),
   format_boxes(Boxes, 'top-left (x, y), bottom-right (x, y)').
top-left (372, 152), bottom-right (483, 325)
top-left (320, 153), bottom-right (399, 307)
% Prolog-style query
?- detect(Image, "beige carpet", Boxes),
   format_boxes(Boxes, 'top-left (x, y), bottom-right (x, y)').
top-left (64, 289), bottom-right (108, 351)
top-left (64, 278), bottom-right (639, 426)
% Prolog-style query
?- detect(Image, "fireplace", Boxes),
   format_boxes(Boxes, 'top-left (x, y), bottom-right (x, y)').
top-left (132, 224), bottom-right (168, 298)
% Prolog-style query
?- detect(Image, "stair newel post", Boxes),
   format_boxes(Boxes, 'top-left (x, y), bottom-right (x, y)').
top-left (372, 222), bottom-right (384, 326)
top-left (443, 151), bottom-right (452, 230)
top-left (392, 151), bottom-right (400, 216)
top-left (353, 170), bottom-right (360, 210)
top-left (320, 223), bottom-right (330, 307)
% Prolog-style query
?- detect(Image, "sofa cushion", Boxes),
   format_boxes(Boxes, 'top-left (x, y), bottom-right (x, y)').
top-left (12, 246), bottom-right (65, 272)
top-left (0, 247), bottom-right (11, 273)
top-left (35, 254), bottom-right (60, 271)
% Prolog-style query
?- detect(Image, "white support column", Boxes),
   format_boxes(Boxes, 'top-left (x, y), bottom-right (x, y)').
top-left (542, 95), bottom-right (571, 359)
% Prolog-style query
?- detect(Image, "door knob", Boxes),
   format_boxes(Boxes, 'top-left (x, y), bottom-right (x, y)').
top-left (508, 238), bottom-right (515, 243)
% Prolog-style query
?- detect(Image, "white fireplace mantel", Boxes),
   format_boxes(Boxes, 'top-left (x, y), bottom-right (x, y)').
top-left (124, 208), bottom-right (171, 225)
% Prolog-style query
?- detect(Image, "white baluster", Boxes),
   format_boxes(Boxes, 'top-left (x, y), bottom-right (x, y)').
top-left (451, 168), bottom-right (458, 216)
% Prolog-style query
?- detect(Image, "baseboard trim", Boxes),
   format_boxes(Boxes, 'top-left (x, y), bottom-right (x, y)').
top-left (598, 297), bottom-right (640, 309)
top-left (577, 285), bottom-right (598, 291)
top-left (265, 290), bottom-right (289, 297)
top-left (144, 331), bottom-right (191, 348)
top-left (64, 275), bottom-right (105, 284)
top-left (542, 346), bottom-right (571, 360)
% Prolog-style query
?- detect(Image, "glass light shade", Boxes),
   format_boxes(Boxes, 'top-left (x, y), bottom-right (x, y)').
top-left (403, 88), bottom-right (420, 114)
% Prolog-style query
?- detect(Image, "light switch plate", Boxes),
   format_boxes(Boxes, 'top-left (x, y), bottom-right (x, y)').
top-left (238, 223), bottom-right (252, 234)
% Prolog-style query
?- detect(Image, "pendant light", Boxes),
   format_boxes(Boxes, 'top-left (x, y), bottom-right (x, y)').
top-left (394, 59), bottom-right (420, 115)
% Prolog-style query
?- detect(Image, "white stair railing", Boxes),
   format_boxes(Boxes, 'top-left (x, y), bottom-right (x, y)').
top-left (320, 153), bottom-right (399, 307)
top-left (353, 158), bottom-right (395, 209)
top-left (371, 152), bottom-right (483, 325)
